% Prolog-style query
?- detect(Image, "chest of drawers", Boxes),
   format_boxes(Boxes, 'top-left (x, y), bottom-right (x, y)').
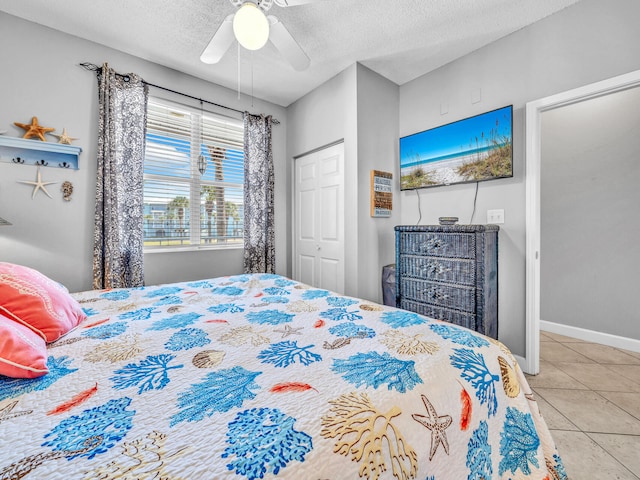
top-left (394, 225), bottom-right (499, 338)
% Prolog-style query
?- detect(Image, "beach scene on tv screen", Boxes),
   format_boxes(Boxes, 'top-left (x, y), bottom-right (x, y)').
top-left (400, 106), bottom-right (513, 189)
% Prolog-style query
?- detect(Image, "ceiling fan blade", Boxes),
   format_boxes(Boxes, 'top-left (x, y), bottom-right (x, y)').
top-left (274, 0), bottom-right (328, 6)
top-left (200, 14), bottom-right (235, 64)
top-left (267, 16), bottom-right (310, 71)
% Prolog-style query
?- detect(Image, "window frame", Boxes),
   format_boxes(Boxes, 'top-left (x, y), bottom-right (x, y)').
top-left (143, 96), bottom-right (245, 253)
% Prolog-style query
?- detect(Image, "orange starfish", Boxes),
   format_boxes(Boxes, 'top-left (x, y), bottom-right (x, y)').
top-left (14, 116), bottom-right (55, 141)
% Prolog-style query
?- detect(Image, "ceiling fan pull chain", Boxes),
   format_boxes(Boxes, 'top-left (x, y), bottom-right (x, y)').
top-left (251, 50), bottom-right (255, 108)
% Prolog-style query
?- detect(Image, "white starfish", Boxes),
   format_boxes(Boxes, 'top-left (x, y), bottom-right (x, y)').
top-left (19, 166), bottom-right (56, 199)
top-left (49, 127), bottom-right (78, 145)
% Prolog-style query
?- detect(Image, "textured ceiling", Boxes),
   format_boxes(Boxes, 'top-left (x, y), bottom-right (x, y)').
top-left (1, 0), bottom-right (581, 107)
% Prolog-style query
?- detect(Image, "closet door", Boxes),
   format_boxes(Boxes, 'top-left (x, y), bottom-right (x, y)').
top-left (294, 142), bottom-right (345, 293)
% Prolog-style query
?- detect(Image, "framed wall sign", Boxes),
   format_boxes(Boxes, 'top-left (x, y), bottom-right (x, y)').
top-left (370, 170), bottom-right (392, 217)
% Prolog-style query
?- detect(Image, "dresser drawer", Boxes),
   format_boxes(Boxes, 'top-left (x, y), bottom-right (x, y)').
top-left (399, 299), bottom-right (476, 331)
top-left (397, 255), bottom-right (476, 286)
top-left (399, 278), bottom-right (476, 313)
top-left (398, 232), bottom-right (476, 258)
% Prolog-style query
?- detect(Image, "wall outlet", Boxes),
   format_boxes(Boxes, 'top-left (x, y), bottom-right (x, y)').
top-left (487, 209), bottom-right (505, 224)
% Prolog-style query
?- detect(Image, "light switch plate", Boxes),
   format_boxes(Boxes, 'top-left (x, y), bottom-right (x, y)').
top-left (487, 209), bottom-right (504, 224)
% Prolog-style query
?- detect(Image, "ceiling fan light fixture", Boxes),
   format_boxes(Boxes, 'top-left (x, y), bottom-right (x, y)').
top-left (233, 2), bottom-right (270, 51)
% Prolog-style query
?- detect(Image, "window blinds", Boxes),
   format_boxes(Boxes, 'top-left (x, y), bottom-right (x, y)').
top-left (143, 98), bottom-right (244, 248)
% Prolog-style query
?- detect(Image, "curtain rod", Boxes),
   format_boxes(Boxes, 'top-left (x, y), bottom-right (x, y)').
top-left (79, 62), bottom-right (279, 124)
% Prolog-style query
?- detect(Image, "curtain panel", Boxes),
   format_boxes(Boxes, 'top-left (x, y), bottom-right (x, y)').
top-left (93, 63), bottom-right (148, 289)
top-left (243, 113), bottom-right (275, 274)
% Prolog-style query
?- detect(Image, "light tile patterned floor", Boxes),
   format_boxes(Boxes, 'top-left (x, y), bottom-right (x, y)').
top-left (525, 331), bottom-right (640, 479)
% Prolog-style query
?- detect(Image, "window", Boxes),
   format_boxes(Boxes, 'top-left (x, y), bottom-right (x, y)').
top-left (143, 97), bottom-right (244, 249)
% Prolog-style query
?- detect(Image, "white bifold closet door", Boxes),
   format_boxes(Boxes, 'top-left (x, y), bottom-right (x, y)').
top-left (293, 142), bottom-right (345, 294)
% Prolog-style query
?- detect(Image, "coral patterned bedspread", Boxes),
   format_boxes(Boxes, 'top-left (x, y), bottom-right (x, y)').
top-left (0, 274), bottom-right (566, 479)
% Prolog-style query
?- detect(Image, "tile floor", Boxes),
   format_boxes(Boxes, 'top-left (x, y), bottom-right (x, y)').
top-left (524, 330), bottom-right (640, 479)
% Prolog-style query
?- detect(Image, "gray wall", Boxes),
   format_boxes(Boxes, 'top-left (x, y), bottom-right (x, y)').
top-left (3, 0), bottom-right (640, 356)
top-left (398, 0), bottom-right (640, 355)
top-left (0, 13), bottom-right (287, 293)
top-left (540, 86), bottom-right (640, 340)
top-left (287, 64), bottom-right (400, 302)
top-left (355, 64), bottom-right (401, 303)
top-left (286, 64), bottom-right (359, 296)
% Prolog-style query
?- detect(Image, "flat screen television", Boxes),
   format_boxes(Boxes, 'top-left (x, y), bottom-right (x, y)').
top-left (399, 105), bottom-right (513, 190)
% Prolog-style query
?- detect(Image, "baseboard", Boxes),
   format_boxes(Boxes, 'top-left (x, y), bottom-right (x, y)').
top-left (540, 320), bottom-right (640, 353)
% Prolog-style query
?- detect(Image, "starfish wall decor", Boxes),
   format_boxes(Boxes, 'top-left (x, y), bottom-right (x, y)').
top-left (19, 166), bottom-right (57, 199)
top-left (14, 116), bottom-right (55, 141)
top-left (50, 128), bottom-right (78, 145)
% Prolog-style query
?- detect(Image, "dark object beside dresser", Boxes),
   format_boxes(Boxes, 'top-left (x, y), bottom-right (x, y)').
top-left (395, 225), bottom-right (499, 339)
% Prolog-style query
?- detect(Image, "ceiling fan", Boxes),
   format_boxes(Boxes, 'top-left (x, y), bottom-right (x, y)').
top-left (200, 0), bottom-right (325, 71)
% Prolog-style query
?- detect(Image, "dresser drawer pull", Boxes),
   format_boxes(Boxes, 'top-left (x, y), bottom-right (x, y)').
top-left (424, 238), bottom-right (444, 251)
top-left (420, 261), bottom-right (450, 276)
top-left (422, 288), bottom-right (448, 302)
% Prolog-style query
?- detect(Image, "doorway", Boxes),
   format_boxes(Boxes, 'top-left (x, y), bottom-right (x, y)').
top-left (525, 69), bottom-right (640, 375)
top-left (293, 142), bottom-right (345, 293)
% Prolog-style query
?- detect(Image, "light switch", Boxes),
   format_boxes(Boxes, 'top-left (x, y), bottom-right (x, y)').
top-left (487, 209), bottom-right (504, 224)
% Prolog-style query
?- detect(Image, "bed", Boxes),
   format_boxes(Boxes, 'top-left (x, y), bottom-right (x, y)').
top-left (0, 268), bottom-right (566, 479)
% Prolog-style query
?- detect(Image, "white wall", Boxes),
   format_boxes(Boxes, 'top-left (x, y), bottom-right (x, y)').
top-left (540, 86), bottom-right (640, 340)
top-left (0, 13), bottom-right (287, 293)
top-left (398, 0), bottom-right (640, 355)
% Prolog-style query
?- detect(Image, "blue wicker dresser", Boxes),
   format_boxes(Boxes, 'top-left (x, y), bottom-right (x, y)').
top-left (394, 225), bottom-right (499, 339)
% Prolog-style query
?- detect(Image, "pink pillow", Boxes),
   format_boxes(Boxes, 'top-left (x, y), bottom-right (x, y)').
top-left (0, 262), bottom-right (86, 342)
top-left (0, 313), bottom-right (48, 378)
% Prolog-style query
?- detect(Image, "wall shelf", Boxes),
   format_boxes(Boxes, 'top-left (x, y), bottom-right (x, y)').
top-left (0, 136), bottom-right (82, 169)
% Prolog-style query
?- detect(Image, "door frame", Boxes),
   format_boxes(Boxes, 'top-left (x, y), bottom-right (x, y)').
top-left (291, 140), bottom-right (345, 289)
top-left (524, 69), bottom-right (640, 374)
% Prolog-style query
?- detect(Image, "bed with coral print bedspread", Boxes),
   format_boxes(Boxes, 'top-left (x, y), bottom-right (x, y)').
top-left (0, 273), bottom-right (566, 479)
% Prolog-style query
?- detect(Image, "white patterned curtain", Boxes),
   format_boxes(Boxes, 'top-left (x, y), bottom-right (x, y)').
top-left (243, 113), bottom-right (275, 274)
top-left (93, 63), bottom-right (148, 289)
